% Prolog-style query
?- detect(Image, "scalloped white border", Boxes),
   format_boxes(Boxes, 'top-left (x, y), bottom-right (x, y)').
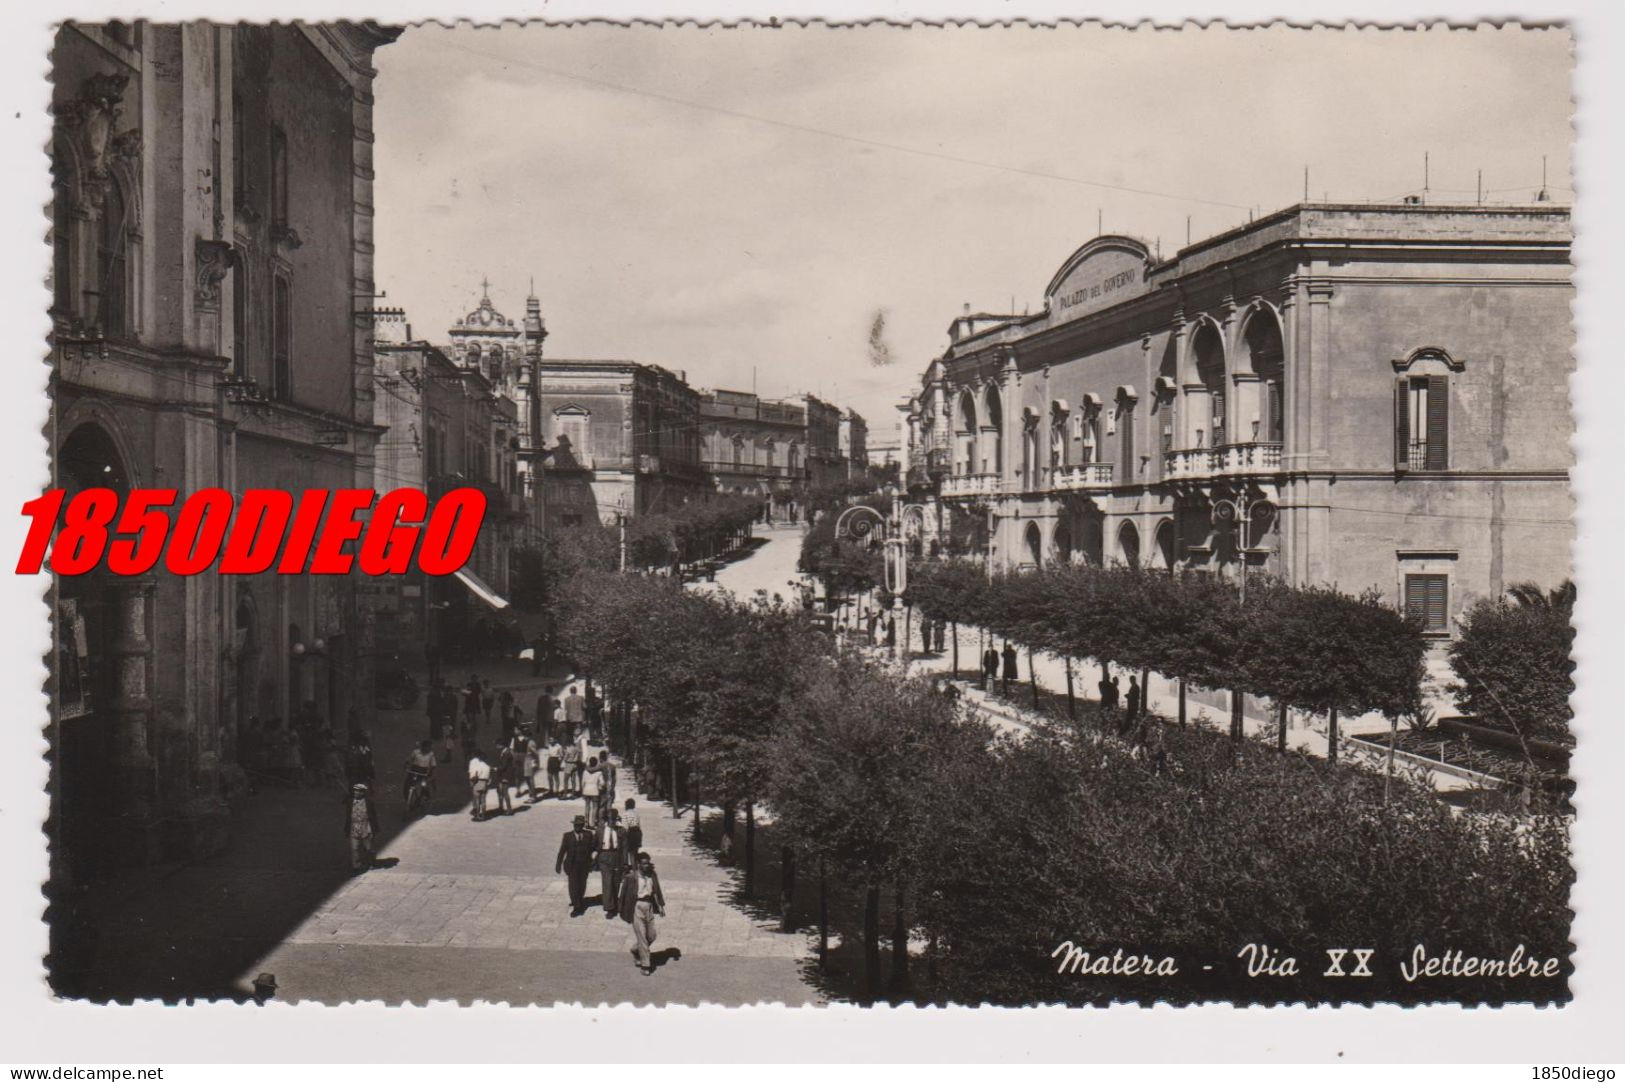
top-left (0, 0), bottom-right (1619, 1066)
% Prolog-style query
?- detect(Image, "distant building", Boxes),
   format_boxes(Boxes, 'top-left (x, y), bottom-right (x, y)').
top-left (537, 360), bottom-right (708, 527)
top-left (840, 409), bottom-right (869, 480)
top-left (444, 281), bottom-right (548, 524)
top-left (373, 331), bottom-right (527, 660)
top-left (796, 393), bottom-right (847, 489)
top-left (699, 389), bottom-right (806, 518)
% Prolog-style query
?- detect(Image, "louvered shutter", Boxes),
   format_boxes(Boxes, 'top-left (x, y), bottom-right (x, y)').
top-left (1405, 574), bottom-right (1448, 631)
top-left (1394, 379), bottom-right (1409, 471)
top-left (1425, 374), bottom-right (1449, 470)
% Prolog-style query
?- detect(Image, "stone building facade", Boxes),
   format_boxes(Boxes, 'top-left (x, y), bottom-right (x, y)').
top-left (47, 21), bottom-right (397, 889)
top-left (840, 408), bottom-right (870, 481)
top-left (536, 360), bottom-right (708, 528)
top-left (698, 388), bottom-right (806, 516)
top-left (373, 328), bottom-right (526, 661)
top-left (445, 281), bottom-right (548, 522)
top-left (797, 393), bottom-right (848, 489)
top-left (904, 203), bottom-right (1573, 638)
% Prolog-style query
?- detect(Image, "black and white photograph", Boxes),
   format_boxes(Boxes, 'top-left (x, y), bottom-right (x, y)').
top-left (6, 0), bottom-right (1625, 1066)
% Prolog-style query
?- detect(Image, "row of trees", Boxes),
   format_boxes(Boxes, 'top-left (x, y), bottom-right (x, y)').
top-left (622, 493), bottom-right (763, 573)
top-left (906, 560), bottom-right (1429, 757)
top-left (553, 566), bottom-right (1571, 1005)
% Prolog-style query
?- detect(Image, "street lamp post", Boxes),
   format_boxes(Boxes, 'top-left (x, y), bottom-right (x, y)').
top-left (834, 486), bottom-right (928, 660)
top-left (1209, 491), bottom-right (1275, 603)
top-left (1210, 489), bottom-right (1275, 743)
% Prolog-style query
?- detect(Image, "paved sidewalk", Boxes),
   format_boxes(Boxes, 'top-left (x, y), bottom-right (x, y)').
top-left (888, 619), bottom-right (1475, 792)
top-left (242, 733), bottom-right (818, 1005)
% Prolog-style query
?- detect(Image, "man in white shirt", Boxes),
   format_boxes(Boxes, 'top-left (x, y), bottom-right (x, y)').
top-left (581, 755), bottom-right (602, 828)
top-left (467, 751), bottom-right (492, 821)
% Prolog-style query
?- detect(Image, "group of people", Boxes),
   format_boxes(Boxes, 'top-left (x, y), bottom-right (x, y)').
top-left (238, 702), bottom-right (354, 791)
top-left (980, 642), bottom-right (1021, 695)
top-left (554, 802), bottom-right (668, 975)
top-left (464, 723), bottom-right (615, 825)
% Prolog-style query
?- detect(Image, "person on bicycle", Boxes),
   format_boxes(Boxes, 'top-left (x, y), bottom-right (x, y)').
top-left (404, 740), bottom-right (437, 804)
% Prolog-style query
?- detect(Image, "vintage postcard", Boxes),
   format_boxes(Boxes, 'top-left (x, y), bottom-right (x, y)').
top-left (10, 6), bottom-right (1619, 1057)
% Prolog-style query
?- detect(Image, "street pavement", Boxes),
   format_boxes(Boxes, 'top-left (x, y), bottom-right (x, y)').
top-left (239, 648), bottom-right (818, 1006)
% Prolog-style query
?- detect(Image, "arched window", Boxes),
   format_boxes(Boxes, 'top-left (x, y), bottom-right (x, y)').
top-left (272, 274), bottom-right (292, 400)
top-left (1116, 389), bottom-right (1138, 483)
top-left (1394, 349), bottom-right (1459, 472)
top-left (1193, 321), bottom-right (1226, 447)
top-left (97, 177), bottom-right (129, 337)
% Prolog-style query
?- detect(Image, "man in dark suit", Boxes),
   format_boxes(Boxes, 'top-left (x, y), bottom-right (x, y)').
top-left (595, 809), bottom-right (626, 920)
top-left (982, 647), bottom-right (999, 693)
top-left (1001, 642), bottom-right (1019, 696)
top-left (555, 814), bottom-right (596, 916)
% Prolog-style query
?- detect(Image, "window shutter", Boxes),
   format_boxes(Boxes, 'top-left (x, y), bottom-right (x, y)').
top-left (1394, 378), bottom-right (1409, 471)
top-left (1427, 575), bottom-right (1447, 630)
top-left (1425, 374), bottom-right (1449, 470)
top-left (1405, 574), bottom-right (1449, 631)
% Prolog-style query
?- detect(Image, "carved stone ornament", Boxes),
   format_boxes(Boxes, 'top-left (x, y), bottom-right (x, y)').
top-left (55, 73), bottom-right (139, 214)
top-left (272, 221), bottom-right (304, 250)
top-left (195, 239), bottom-right (238, 310)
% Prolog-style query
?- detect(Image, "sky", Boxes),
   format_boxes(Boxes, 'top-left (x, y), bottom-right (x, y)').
top-left (371, 23), bottom-right (1573, 443)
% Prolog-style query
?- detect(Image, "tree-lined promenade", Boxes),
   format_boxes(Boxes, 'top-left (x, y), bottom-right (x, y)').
top-left (544, 539), bottom-right (1572, 1006)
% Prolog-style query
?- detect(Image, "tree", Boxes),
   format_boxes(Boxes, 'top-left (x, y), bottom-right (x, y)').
top-left (765, 651), bottom-right (988, 1001)
top-left (1449, 581), bottom-right (1575, 742)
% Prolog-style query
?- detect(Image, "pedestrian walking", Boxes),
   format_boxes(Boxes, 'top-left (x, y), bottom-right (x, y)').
top-left (621, 798), bottom-right (643, 861)
top-left (345, 782), bottom-right (379, 875)
top-left (1001, 642), bottom-right (1018, 696)
top-left (546, 737), bottom-right (564, 797)
top-left (920, 616), bottom-right (932, 655)
top-left (1126, 676), bottom-right (1142, 723)
top-left (596, 809), bottom-right (625, 919)
top-left (982, 646), bottom-right (999, 693)
top-left (599, 755), bottom-right (618, 822)
top-left (582, 755), bottom-right (603, 828)
top-left (934, 619), bottom-right (946, 653)
top-left (346, 731), bottom-right (376, 792)
top-left (555, 814), bottom-right (595, 916)
top-left (492, 742), bottom-right (515, 816)
top-left (562, 736), bottom-right (582, 797)
top-left (619, 851), bottom-right (667, 975)
top-left (515, 728), bottom-right (540, 801)
top-left (467, 749), bottom-right (492, 821)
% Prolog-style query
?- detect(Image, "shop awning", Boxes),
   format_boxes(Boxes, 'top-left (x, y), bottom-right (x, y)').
top-left (453, 566), bottom-right (510, 611)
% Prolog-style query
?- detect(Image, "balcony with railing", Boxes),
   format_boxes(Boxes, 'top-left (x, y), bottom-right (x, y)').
top-left (1162, 442), bottom-right (1283, 481)
top-left (941, 472), bottom-right (1004, 498)
top-left (1215, 441), bottom-right (1283, 475)
top-left (1162, 447), bottom-right (1214, 480)
top-left (1048, 461), bottom-right (1116, 492)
